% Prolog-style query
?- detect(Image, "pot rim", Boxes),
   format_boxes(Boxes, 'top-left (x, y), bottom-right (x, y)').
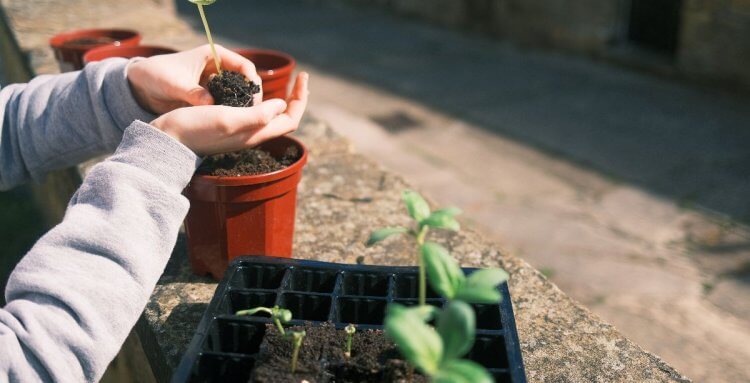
top-left (83, 45), bottom-right (177, 64)
top-left (49, 28), bottom-right (141, 51)
top-left (232, 48), bottom-right (296, 79)
top-left (190, 135), bottom-right (308, 186)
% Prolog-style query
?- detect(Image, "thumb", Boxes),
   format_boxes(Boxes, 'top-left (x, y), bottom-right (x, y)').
top-left (184, 86), bottom-right (214, 106)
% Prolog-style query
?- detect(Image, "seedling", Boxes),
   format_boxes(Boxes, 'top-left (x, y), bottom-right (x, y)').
top-left (385, 301), bottom-right (493, 383)
top-left (188, 0), bottom-right (222, 75)
top-left (344, 324), bottom-right (356, 358)
top-left (422, 241), bottom-right (509, 304)
top-left (235, 306), bottom-right (292, 335)
top-left (236, 306), bottom-right (308, 374)
top-left (367, 190), bottom-right (462, 306)
top-left (289, 330), bottom-right (306, 373)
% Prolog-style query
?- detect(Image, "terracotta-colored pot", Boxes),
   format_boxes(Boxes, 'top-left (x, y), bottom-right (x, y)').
top-left (49, 29), bottom-right (141, 72)
top-left (234, 49), bottom-right (296, 100)
top-left (83, 45), bottom-right (177, 65)
top-left (184, 135), bottom-right (308, 280)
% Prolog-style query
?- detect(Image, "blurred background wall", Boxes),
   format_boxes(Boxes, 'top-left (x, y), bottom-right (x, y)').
top-left (323, 0), bottom-right (750, 91)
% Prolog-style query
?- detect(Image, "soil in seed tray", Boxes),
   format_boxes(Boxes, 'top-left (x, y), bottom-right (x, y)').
top-left (198, 145), bottom-right (300, 176)
top-left (249, 323), bottom-right (427, 383)
top-left (207, 70), bottom-right (261, 107)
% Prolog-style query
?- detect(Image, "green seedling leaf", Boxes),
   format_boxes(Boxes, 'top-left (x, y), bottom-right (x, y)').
top-left (366, 227), bottom-right (409, 247)
top-left (434, 360), bottom-right (494, 383)
top-left (385, 304), bottom-right (443, 375)
top-left (437, 301), bottom-right (475, 362)
top-left (410, 304), bottom-right (439, 322)
top-left (421, 208), bottom-right (462, 231)
top-left (402, 190), bottom-right (431, 222)
top-left (454, 268), bottom-right (509, 304)
top-left (423, 242), bottom-right (465, 299)
top-left (188, 0), bottom-right (216, 5)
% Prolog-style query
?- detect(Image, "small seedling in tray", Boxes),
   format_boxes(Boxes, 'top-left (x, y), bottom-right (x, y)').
top-left (237, 306), bottom-right (309, 373)
top-left (236, 305), bottom-right (292, 335)
top-left (386, 301), bottom-right (493, 382)
top-left (343, 324), bottom-right (356, 358)
top-left (289, 330), bottom-right (306, 373)
top-left (367, 190), bottom-right (463, 306)
top-left (370, 189), bottom-right (510, 381)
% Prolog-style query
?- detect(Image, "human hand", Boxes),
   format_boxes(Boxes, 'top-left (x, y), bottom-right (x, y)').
top-left (150, 72), bottom-right (309, 156)
top-left (127, 44), bottom-right (263, 115)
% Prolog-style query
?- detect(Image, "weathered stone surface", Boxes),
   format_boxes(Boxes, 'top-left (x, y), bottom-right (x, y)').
top-left (391, 0), bottom-right (468, 28)
top-left (1, 0), bottom-right (692, 382)
top-left (490, 0), bottom-right (620, 52)
top-left (678, 0), bottom-right (750, 87)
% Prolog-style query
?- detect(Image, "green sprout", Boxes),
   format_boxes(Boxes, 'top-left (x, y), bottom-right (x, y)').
top-left (366, 190), bottom-right (462, 306)
top-left (344, 324), bottom-right (356, 358)
top-left (289, 330), bottom-right (306, 373)
top-left (235, 306), bottom-right (292, 335)
top-left (385, 301), bottom-right (493, 383)
top-left (188, 0), bottom-right (222, 75)
top-left (422, 241), bottom-right (509, 304)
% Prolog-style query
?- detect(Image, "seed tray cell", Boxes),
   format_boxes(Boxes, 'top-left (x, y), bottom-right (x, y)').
top-left (175, 256), bottom-right (526, 383)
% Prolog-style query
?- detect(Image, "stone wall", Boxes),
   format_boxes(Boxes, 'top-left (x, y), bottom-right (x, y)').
top-left (326, 0), bottom-right (750, 89)
top-left (679, 0), bottom-right (750, 87)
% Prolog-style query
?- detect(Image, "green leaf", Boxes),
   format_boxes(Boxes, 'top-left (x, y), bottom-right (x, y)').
top-left (421, 209), bottom-right (461, 231)
top-left (437, 301), bottom-right (475, 362)
top-left (188, 0), bottom-right (216, 5)
top-left (385, 304), bottom-right (443, 375)
top-left (406, 304), bottom-right (440, 323)
top-left (366, 227), bottom-right (409, 247)
top-left (453, 269), bottom-right (509, 304)
top-left (422, 242), bottom-right (465, 299)
top-left (402, 190), bottom-right (431, 222)
top-left (434, 360), bottom-right (494, 383)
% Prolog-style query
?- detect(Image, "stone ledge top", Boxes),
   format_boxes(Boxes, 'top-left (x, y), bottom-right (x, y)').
top-left (0, 0), bottom-right (690, 382)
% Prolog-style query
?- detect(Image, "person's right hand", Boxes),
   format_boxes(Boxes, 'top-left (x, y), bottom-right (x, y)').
top-left (150, 72), bottom-right (309, 156)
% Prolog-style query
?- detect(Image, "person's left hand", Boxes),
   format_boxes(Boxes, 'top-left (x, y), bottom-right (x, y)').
top-left (126, 44), bottom-right (263, 115)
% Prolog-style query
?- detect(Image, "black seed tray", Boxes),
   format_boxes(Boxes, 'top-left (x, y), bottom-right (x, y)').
top-left (173, 256), bottom-right (526, 383)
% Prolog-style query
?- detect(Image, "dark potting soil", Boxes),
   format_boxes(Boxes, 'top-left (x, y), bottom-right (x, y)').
top-left (207, 70), bottom-right (261, 108)
top-left (62, 37), bottom-right (116, 47)
top-left (249, 323), bottom-right (426, 383)
top-left (199, 70), bottom-right (288, 176)
top-left (198, 145), bottom-right (300, 177)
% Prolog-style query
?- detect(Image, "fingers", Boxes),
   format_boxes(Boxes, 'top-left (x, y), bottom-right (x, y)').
top-left (224, 99), bottom-right (288, 132)
top-left (185, 86), bottom-right (214, 106)
top-left (245, 72), bottom-right (310, 144)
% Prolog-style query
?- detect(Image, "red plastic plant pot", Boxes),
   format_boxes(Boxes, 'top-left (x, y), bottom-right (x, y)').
top-left (184, 135), bottom-right (308, 280)
top-left (233, 49), bottom-right (296, 100)
top-left (83, 45), bottom-right (177, 65)
top-left (49, 29), bottom-right (141, 72)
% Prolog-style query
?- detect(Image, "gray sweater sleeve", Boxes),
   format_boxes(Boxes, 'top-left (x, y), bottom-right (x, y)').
top-left (0, 62), bottom-right (201, 381)
top-left (0, 121), bottom-right (200, 382)
top-left (0, 57), bottom-right (156, 190)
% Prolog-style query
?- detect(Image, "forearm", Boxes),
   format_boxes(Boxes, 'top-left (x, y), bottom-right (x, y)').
top-left (0, 58), bottom-right (155, 190)
top-left (0, 121), bottom-right (198, 382)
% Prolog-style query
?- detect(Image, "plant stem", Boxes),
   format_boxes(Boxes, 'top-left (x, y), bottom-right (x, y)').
top-left (290, 331), bottom-right (305, 373)
top-left (274, 317), bottom-right (286, 336)
top-left (344, 324), bottom-right (356, 358)
top-left (416, 226), bottom-right (429, 306)
top-left (197, 4), bottom-right (222, 75)
top-left (235, 307), bottom-right (272, 316)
